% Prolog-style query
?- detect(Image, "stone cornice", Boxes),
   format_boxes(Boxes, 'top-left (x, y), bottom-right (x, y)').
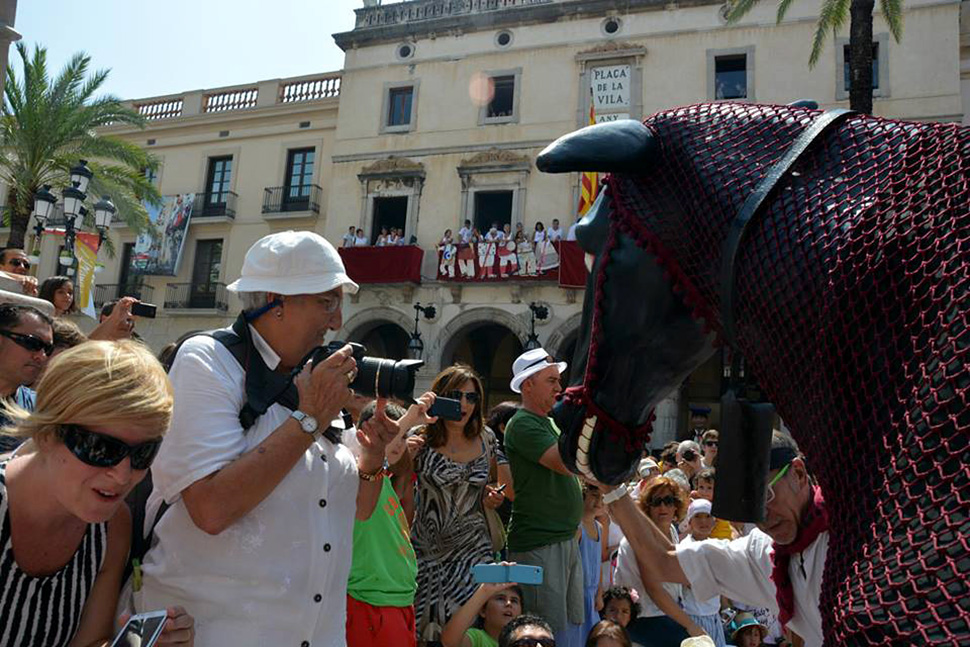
top-left (358, 156), bottom-right (427, 179)
top-left (332, 0), bottom-right (722, 51)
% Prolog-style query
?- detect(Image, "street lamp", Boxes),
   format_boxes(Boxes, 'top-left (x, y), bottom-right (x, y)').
top-left (408, 303), bottom-right (437, 360)
top-left (32, 185), bottom-right (57, 238)
top-left (524, 302), bottom-right (549, 351)
top-left (93, 195), bottom-right (116, 244)
top-left (69, 160), bottom-right (93, 194)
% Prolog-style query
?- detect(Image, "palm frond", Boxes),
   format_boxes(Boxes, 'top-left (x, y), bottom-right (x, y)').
top-left (776, 0), bottom-right (797, 23)
top-left (880, 0), bottom-right (904, 42)
top-left (809, 0), bottom-right (851, 66)
top-left (724, 0), bottom-right (761, 23)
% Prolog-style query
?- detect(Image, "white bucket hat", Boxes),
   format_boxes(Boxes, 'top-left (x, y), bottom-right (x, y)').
top-left (686, 498), bottom-right (712, 522)
top-left (510, 348), bottom-right (567, 394)
top-left (226, 230), bottom-right (359, 296)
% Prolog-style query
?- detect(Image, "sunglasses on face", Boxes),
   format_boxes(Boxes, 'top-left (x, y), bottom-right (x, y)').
top-left (60, 424), bottom-right (163, 471)
top-left (765, 462), bottom-right (792, 504)
top-left (6, 258), bottom-right (30, 270)
top-left (649, 494), bottom-right (679, 507)
top-left (704, 441), bottom-right (718, 448)
top-left (445, 390), bottom-right (480, 405)
top-left (508, 638), bottom-right (556, 647)
top-left (0, 329), bottom-right (54, 356)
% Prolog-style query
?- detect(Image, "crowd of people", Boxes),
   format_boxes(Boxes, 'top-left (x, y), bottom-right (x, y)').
top-left (0, 232), bottom-right (826, 647)
top-left (438, 219), bottom-right (580, 280)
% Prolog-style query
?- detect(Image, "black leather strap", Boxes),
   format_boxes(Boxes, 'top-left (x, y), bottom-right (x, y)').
top-left (719, 108), bottom-right (855, 346)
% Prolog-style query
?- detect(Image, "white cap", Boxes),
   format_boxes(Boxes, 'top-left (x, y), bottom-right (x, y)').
top-left (510, 347), bottom-right (567, 394)
top-left (638, 456), bottom-right (660, 478)
top-left (226, 230), bottom-right (359, 296)
top-left (686, 498), bottom-right (712, 522)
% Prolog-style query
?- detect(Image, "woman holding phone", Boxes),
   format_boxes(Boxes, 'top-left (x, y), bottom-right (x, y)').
top-left (0, 340), bottom-right (194, 646)
top-left (407, 365), bottom-right (510, 644)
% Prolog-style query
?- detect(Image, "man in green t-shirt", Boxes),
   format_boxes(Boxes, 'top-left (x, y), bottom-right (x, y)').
top-left (503, 348), bottom-right (584, 641)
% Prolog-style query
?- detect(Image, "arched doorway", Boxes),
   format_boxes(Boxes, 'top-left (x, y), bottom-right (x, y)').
top-left (350, 322), bottom-right (410, 361)
top-left (449, 323), bottom-right (523, 411)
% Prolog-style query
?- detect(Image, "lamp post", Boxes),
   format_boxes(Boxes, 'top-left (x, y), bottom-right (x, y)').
top-left (408, 302), bottom-right (437, 360)
top-left (524, 302), bottom-right (549, 351)
top-left (31, 161), bottom-right (112, 273)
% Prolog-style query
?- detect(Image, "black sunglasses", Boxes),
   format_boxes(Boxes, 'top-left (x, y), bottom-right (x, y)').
top-left (61, 424), bottom-right (163, 471)
top-left (509, 638), bottom-right (556, 647)
top-left (446, 389), bottom-right (480, 405)
top-left (6, 258), bottom-right (30, 270)
top-left (704, 441), bottom-right (718, 448)
top-left (649, 495), bottom-right (679, 507)
top-left (0, 329), bottom-right (54, 356)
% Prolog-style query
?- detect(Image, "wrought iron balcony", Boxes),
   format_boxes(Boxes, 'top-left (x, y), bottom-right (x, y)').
top-left (193, 191), bottom-right (237, 219)
top-left (164, 282), bottom-right (229, 311)
top-left (262, 184), bottom-right (321, 215)
top-left (93, 283), bottom-right (155, 309)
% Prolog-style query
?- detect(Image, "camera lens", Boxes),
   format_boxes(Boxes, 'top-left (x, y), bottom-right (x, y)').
top-left (352, 357), bottom-right (424, 400)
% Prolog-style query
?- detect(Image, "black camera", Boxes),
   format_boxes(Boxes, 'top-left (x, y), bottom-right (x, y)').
top-left (308, 341), bottom-right (423, 401)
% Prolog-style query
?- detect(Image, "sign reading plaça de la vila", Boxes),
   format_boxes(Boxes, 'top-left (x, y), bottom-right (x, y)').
top-left (591, 64), bottom-right (631, 123)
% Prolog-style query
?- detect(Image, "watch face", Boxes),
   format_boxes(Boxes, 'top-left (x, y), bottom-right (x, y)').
top-left (302, 416), bottom-right (318, 433)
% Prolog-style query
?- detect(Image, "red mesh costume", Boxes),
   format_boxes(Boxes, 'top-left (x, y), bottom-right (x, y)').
top-left (603, 103), bottom-right (968, 645)
top-left (539, 102), bottom-right (968, 645)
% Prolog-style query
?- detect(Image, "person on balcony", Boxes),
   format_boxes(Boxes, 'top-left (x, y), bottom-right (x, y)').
top-left (498, 236), bottom-right (518, 279)
top-left (457, 229), bottom-right (476, 280)
top-left (342, 226), bottom-right (357, 248)
top-left (548, 219), bottom-right (564, 242)
top-left (478, 226), bottom-right (499, 279)
top-left (354, 228), bottom-right (369, 247)
top-left (376, 226), bottom-right (390, 247)
top-left (440, 229), bottom-right (457, 278)
top-left (515, 232), bottom-right (537, 277)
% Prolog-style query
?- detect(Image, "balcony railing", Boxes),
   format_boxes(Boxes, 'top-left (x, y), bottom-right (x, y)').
top-left (203, 87), bottom-right (258, 113)
top-left (262, 184), bottom-right (321, 215)
top-left (134, 97), bottom-right (184, 120)
top-left (192, 191), bottom-right (238, 219)
top-left (93, 283), bottom-right (155, 309)
top-left (164, 282), bottom-right (229, 311)
top-left (278, 75), bottom-right (341, 103)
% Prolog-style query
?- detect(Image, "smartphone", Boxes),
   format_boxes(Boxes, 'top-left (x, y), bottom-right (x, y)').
top-left (130, 302), bottom-right (157, 319)
top-left (472, 563), bottom-right (543, 585)
top-left (427, 396), bottom-right (462, 421)
top-left (110, 610), bottom-right (168, 647)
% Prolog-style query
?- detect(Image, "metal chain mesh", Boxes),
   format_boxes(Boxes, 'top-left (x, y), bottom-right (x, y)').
top-left (606, 102), bottom-right (969, 645)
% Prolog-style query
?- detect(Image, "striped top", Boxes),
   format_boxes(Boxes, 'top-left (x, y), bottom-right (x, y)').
top-left (0, 461), bottom-right (108, 647)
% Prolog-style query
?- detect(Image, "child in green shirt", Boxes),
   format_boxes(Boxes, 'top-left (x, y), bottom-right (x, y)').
top-left (441, 580), bottom-right (525, 647)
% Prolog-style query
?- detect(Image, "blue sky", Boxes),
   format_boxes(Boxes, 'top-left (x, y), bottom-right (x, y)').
top-left (15, 0), bottom-right (363, 100)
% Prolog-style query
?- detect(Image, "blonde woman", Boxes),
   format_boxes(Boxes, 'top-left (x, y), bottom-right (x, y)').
top-left (0, 341), bottom-right (194, 646)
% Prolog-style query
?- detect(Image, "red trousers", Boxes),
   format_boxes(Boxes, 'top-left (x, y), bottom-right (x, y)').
top-left (346, 594), bottom-right (416, 647)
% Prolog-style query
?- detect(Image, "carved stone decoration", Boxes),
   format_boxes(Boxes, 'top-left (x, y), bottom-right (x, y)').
top-left (458, 148), bottom-right (531, 169)
top-left (577, 40), bottom-right (646, 56)
top-left (449, 285), bottom-right (462, 304)
top-left (358, 156), bottom-right (426, 180)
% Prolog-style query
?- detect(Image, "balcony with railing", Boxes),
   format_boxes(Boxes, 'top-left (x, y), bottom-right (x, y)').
top-left (164, 282), bottom-right (229, 311)
top-left (93, 283), bottom-right (155, 309)
top-left (125, 72), bottom-right (341, 123)
top-left (262, 184), bottom-right (322, 216)
top-left (192, 191), bottom-right (237, 219)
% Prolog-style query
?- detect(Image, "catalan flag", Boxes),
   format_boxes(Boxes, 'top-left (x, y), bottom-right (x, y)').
top-left (576, 90), bottom-right (599, 216)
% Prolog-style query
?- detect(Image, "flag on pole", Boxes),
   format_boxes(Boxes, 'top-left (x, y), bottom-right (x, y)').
top-left (576, 89), bottom-right (599, 217)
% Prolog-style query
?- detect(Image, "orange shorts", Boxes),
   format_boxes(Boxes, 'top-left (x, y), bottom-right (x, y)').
top-left (346, 594), bottom-right (416, 647)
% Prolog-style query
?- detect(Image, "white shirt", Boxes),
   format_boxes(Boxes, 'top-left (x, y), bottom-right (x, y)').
top-left (678, 535), bottom-right (721, 616)
top-left (534, 230), bottom-right (546, 243)
top-left (548, 227), bottom-right (563, 241)
top-left (566, 223), bottom-right (579, 241)
top-left (614, 525), bottom-right (682, 618)
top-left (458, 226), bottom-right (472, 243)
top-left (354, 235), bottom-right (369, 246)
top-left (341, 233), bottom-right (355, 247)
top-left (141, 327), bottom-right (359, 647)
top-left (676, 529), bottom-right (827, 647)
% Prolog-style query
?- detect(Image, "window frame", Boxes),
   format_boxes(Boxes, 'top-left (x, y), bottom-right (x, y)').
top-left (380, 80), bottom-right (419, 134)
top-left (478, 68), bottom-right (522, 126)
top-left (204, 155), bottom-right (233, 208)
top-left (283, 147), bottom-right (316, 209)
top-left (835, 33), bottom-right (889, 101)
top-left (706, 46), bottom-right (756, 102)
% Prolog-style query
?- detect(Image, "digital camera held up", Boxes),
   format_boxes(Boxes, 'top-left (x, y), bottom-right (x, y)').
top-left (308, 341), bottom-right (423, 401)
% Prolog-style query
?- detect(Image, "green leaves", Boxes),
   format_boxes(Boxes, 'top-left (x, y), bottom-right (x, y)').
top-left (1, 43), bottom-right (155, 248)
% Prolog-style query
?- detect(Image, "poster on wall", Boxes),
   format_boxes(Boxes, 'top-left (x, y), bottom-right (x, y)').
top-left (130, 193), bottom-right (194, 276)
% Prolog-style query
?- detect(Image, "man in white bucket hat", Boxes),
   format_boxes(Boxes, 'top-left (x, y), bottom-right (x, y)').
top-left (140, 230), bottom-right (400, 647)
top-left (503, 347), bottom-right (584, 642)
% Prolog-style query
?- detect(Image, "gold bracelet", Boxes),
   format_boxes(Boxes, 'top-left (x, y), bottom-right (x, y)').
top-left (358, 465), bottom-right (384, 482)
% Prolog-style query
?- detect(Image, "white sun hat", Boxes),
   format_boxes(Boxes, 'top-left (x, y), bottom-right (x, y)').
top-left (509, 347), bottom-right (567, 394)
top-left (226, 230), bottom-right (359, 295)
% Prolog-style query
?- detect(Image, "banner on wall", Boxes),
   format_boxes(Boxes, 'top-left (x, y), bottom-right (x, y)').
top-left (49, 229), bottom-right (100, 319)
top-left (130, 193), bottom-right (195, 276)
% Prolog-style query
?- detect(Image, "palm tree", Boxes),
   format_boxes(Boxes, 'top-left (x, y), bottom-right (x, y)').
top-left (0, 42), bottom-right (160, 250)
top-left (724, 0), bottom-right (904, 114)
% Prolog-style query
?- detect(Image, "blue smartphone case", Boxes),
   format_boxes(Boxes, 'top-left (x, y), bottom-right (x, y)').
top-left (472, 563), bottom-right (543, 585)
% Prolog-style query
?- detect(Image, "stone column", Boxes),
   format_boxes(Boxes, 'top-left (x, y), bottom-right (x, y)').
top-left (650, 387), bottom-right (681, 450)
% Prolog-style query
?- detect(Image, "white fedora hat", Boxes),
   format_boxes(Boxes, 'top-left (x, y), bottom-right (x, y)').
top-left (226, 230), bottom-right (359, 295)
top-left (510, 348), bottom-right (567, 394)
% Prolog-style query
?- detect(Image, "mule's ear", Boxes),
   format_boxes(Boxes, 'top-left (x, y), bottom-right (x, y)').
top-left (536, 120), bottom-right (658, 174)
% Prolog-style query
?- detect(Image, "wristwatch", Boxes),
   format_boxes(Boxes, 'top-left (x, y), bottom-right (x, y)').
top-left (290, 410), bottom-right (319, 435)
top-left (602, 484), bottom-right (630, 505)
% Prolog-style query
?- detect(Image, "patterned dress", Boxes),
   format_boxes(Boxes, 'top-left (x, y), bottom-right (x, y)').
top-left (411, 430), bottom-right (500, 641)
top-left (0, 461), bottom-right (108, 646)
